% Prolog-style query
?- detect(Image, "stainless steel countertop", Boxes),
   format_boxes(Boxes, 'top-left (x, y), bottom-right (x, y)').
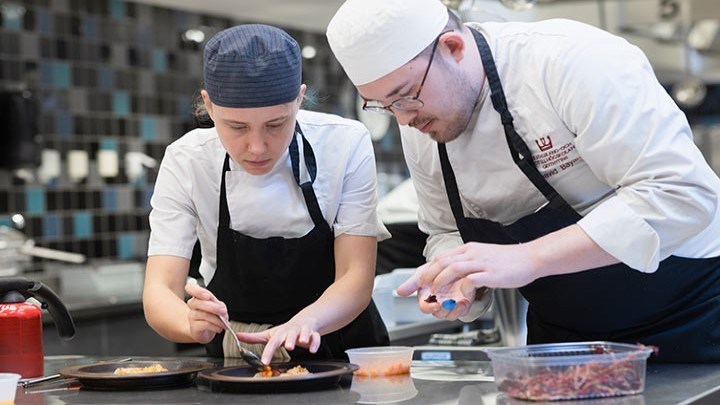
top-left (14, 354), bottom-right (720, 404)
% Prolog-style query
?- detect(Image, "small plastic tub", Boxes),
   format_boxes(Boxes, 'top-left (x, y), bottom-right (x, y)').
top-left (0, 373), bottom-right (20, 405)
top-left (351, 374), bottom-right (418, 403)
top-left (486, 341), bottom-right (654, 401)
top-left (346, 346), bottom-right (414, 377)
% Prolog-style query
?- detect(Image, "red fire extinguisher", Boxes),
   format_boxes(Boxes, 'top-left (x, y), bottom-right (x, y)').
top-left (0, 277), bottom-right (75, 378)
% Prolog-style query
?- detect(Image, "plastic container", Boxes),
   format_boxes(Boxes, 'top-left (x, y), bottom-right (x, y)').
top-left (346, 346), bottom-right (414, 377)
top-left (0, 373), bottom-right (20, 405)
top-left (486, 341), bottom-right (654, 401)
top-left (351, 374), bottom-right (418, 404)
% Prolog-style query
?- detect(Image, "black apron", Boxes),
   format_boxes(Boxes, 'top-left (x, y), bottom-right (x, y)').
top-left (435, 28), bottom-right (720, 362)
top-left (206, 123), bottom-right (389, 360)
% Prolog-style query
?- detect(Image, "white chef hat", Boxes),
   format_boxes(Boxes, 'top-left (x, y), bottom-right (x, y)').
top-left (326, 0), bottom-right (449, 86)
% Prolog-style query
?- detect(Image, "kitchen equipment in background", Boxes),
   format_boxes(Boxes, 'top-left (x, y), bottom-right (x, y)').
top-left (372, 269), bottom-right (436, 327)
top-left (0, 226), bottom-right (86, 277)
top-left (37, 149), bottom-right (62, 185)
top-left (97, 149), bottom-right (119, 178)
top-left (67, 150), bottom-right (89, 182)
top-left (58, 261), bottom-right (143, 301)
top-left (124, 152), bottom-right (158, 182)
top-left (0, 277), bottom-right (75, 378)
top-left (493, 288), bottom-right (527, 347)
top-left (0, 89), bottom-right (40, 170)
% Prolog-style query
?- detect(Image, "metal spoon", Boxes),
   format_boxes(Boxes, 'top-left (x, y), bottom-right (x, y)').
top-left (218, 315), bottom-right (266, 370)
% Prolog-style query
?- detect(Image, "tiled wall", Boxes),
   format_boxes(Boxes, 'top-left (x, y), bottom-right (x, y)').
top-left (0, 0), bottom-right (406, 272)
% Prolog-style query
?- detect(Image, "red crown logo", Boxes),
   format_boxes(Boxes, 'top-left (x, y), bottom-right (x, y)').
top-left (535, 136), bottom-right (553, 152)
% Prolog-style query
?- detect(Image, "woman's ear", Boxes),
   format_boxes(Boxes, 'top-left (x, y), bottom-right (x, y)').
top-left (297, 84), bottom-right (307, 105)
top-left (201, 89), bottom-right (214, 121)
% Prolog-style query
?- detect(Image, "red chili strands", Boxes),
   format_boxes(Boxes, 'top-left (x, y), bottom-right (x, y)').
top-left (498, 344), bottom-right (657, 401)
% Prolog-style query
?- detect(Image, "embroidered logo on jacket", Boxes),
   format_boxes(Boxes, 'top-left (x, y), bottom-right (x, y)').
top-left (532, 136), bottom-right (582, 179)
top-left (535, 136), bottom-right (553, 151)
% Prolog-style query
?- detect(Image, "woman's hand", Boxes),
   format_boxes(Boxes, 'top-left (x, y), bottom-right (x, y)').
top-left (184, 283), bottom-right (228, 344)
top-left (237, 318), bottom-right (322, 365)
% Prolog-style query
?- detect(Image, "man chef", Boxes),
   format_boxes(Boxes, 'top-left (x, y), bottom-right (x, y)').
top-left (327, 0), bottom-right (720, 361)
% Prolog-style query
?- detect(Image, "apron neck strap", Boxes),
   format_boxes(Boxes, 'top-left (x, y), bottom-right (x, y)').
top-left (219, 122), bottom-right (327, 228)
top-left (468, 28), bottom-right (568, 209)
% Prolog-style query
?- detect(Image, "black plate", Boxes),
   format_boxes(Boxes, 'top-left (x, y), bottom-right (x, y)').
top-left (195, 361), bottom-right (358, 393)
top-left (59, 359), bottom-right (214, 390)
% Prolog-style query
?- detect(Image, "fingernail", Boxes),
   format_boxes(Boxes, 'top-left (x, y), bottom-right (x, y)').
top-left (441, 299), bottom-right (456, 311)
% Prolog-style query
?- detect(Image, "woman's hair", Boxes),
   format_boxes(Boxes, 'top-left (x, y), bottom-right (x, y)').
top-left (191, 86), bottom-right (318, 126)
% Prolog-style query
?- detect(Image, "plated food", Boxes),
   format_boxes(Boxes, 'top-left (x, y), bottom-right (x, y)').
top-left (113, 364), bottom-right (169, 375)
top-left (253, 365), bottom-right (310, 378)
top-left (195, 361), bottom-right (358, 393)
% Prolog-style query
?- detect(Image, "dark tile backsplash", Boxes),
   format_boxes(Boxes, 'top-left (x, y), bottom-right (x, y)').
top-left (0, 0), bottom-right (406, 272)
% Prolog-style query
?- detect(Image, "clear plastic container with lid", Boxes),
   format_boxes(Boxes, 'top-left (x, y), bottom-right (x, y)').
top-left (486, 341), bottom-right (655, 401)
top-left (345, 346), bottom-right (414, 377)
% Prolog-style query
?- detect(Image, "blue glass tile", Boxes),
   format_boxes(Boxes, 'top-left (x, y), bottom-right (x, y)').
top-left (177, 96), bottom-right (192, 119)
top-left (100, 139), bottom-right (118, 151)
top-left (43, 214), bottom-right (61, 240)
top-left (81, 16), bottom-right (99, 39)
top-left (140, 116), bottom-right (156, 141)
top-left (73, 211), bottom-right (93, 238)
top-left (39, 62), bottom-right (53, 87)
top-left (26, 187), bottom-right (46, 215)
top-left (112, 91), bottom-right (130, 117)
top-left (109, 0), bottom-right (126, 20)
top-left (117, 233), bottom-right (135, 259)
top-left (53, 62), bottom-right (71, 88)
top-left (138, 25), bottom-right (154, 47)
top-left (142, 187), bottom-right (153, 210)
top-left (102, 188), bottom-right (117, 212)
top-left (0, 216), bottom-right (11, 228)
top-left (152, 49), bottom-right (166, 73)
top-left (36, 10), bottom-right (54, 35)
top-left (98, 68), bottom-right (114, 90)
top-left (56, 112), bottom-right (73, 139)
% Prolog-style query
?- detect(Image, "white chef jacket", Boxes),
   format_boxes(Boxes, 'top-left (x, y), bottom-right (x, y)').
top-left (148, 109), bottom-right (390, 283)
top-left (402, 19), bottom-right (720, 273)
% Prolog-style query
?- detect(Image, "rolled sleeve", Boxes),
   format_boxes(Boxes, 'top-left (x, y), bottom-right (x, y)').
top-left (147, 146), bottom-right (199, 259)
top-left (577, 196), bottom-right (659, 272)
top-left (333, 126), bottom-right (390, 241)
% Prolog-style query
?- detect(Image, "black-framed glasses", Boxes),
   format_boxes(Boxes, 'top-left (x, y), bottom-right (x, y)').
top-left (362, 30), bottom-right (452, 115)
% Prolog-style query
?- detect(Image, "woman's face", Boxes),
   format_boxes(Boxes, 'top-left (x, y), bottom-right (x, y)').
top-left (203, 86), bottom-right (304, 176)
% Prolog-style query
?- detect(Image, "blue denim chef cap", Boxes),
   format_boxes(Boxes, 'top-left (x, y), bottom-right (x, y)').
top-left (203, 24), bottom-right (302, 108)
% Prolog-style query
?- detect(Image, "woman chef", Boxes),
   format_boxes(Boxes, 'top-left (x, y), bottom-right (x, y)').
top-left (143, 24), bottom-right (389, 364)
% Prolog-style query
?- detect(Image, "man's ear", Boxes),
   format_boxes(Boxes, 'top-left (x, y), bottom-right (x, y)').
top-left (441, 32), bottom-right (466, 63)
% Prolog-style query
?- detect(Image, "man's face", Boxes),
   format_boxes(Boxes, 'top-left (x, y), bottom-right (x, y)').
top-left (357, 47), bottom-right (480, 143)
top-left (204, 90), bottom-right (302, 175)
